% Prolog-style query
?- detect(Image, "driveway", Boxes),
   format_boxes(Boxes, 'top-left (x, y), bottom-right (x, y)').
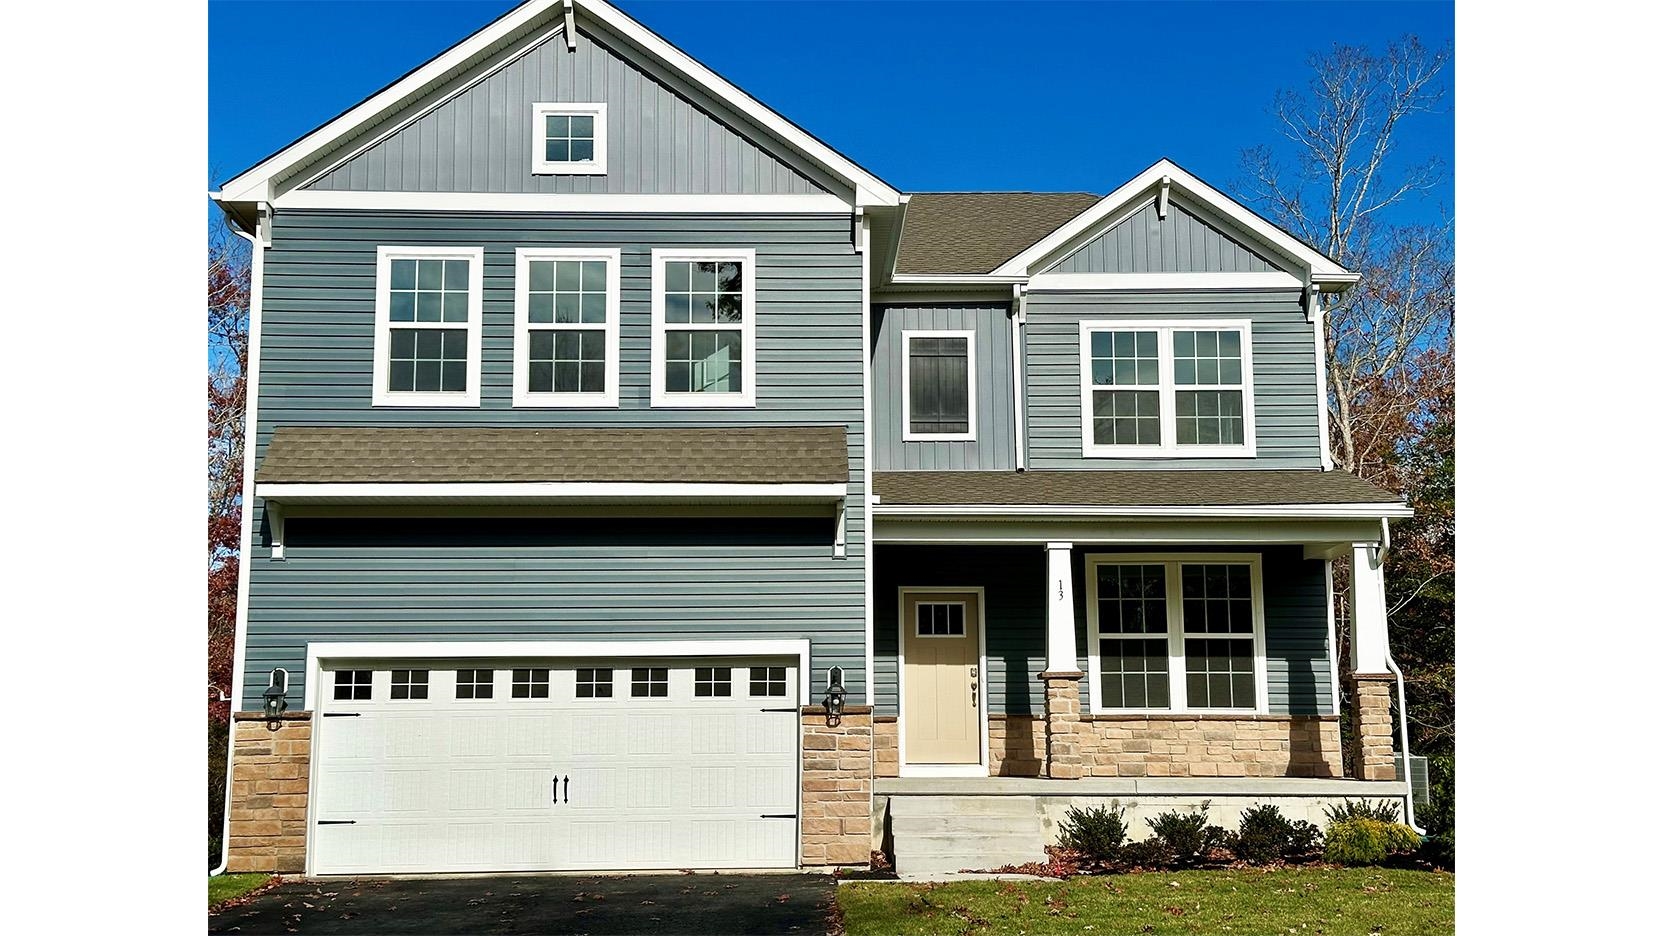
top-left (208, 872), bottom-right (839, 935)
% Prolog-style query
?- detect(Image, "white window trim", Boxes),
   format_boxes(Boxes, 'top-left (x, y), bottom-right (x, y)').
top-left (530, 102), bottom-right (607, 175)
top-left (901, 329), bottom-right (977, 442)
top-left (1084, 553), bottom-right (1269, 716)
top-left (1077, 319), bottom-right (1256, 458)
top-left (371, 245), bottom-right (484, 408)
top-left (512, 247), bottom-right (621, 408)
top-left (912, 598), bottom-right (970, 638)
top-left (650, 247), bottom-right (758, 408)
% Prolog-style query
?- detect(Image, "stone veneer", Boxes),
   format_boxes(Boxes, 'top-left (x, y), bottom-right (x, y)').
top-left (226, 711), bottom-right (312, 873)
top-left (1348, 674), bottom-right (1398, 781)
top-left (1041, 672), bottom-right (1086, 779)
top-left (800, 706), bottom-right (874, 866)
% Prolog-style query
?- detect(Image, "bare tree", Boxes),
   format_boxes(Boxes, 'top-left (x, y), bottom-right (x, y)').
top-left (208, 215), bottom-right (251, 721)
top-left (1239, 36), bottom-right (1454, 481)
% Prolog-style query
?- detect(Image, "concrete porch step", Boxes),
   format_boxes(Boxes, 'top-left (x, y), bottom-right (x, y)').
top-left (888, 795), bottom-right (1048, 877)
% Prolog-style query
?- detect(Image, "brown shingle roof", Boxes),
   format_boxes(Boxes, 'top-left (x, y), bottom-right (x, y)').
top-left (874, 470), bottom-right (1403, 507)
top-left (894, 192), bottom-right (1102, 275)
top-left (255, 426), bottom-right (849, 485)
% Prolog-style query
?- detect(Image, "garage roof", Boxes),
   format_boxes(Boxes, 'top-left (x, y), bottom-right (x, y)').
top-left (255, 426), bottom-right (849, 485)
top-left (874, 470), bottom-right (1404, 509)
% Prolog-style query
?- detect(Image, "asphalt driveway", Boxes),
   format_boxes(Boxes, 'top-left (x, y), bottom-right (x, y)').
top-left (208, 872), bottom-right (839, 935)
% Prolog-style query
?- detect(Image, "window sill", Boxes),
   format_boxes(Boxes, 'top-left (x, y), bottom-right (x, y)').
top-left (649, 392), bottom-right (757, 409)
top-left (512, 392), bottom-right (620, 409)
top-left (1080, 446), bottom-right (1258, 459)
top-left (531, 162), bottom-right (608, 176)
top-left (1086, 708), bottom-right (1271, 719)
top-left (904, 431), bottom-right (976, 442)
top-left (372, 393), bottom-right (481, 408)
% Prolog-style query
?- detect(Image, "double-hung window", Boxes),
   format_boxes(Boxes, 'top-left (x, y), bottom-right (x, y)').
top-left (902, 330), bottom-right (976, 441)
top-left (513, 248), bottom-right (620, 407)
top-left (1085, 554), bottom-right (1266, 714)
top-left (531, 102), bottom-right (607, 174)
top-left (372, 246), bottom-right (484, 407)
top-left (1079, 320), bottom-right (1254, 457)
top-left (650, 248), bottom-right (757, 407)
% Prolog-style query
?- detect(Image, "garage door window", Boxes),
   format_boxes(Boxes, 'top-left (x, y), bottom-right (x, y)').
top-left (456, 669), bottom-right (494, 699)
top-left (631, 667), bottom-right (669, 698)
top-left (333, 670), bottom-right (372, 701)
top-left (390, 669), bottom-right (429, 700)
top-left (512, 668), bottom-right (551, 699)
top-left (576, 668), bottom-right (613, 698)
top-left (749, 666), bottom-right (787, 697)
top-left (694, 666), bottom-right (732, 697)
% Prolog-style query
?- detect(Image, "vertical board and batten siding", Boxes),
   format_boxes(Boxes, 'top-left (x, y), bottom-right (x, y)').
top-left (1043, 200), bottom-right (1285, 274)
top-left (243, 209), bottom-right (865, 708)
top-left (304, 22), bottom-right (833, 197)
top-left (1024, 289), bottom-right (1324, 469)
top-left (871, 303), bottom-right (1016, 470)
top-left (872, 545), bottom-right (1333, 718)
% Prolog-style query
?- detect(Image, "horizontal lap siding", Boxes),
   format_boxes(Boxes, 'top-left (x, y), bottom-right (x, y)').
top-left (872, 304), bottom-right (1016, 470)
top-left (871, 545), bottom-right (1332, 718)
top-left (245, 209), bottom-right (865, 708)
top-left (1025, 289), bottom-right (1323, 469)
top-left (306, 23), bottom-right (830, 195)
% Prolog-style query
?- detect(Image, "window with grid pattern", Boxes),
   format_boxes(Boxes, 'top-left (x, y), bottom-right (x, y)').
top-left (1181, 564), bottom-right (1256, 708)
top-left (915, 602), bottom-right (966, 636)
top-left (390, 670), bottom-right (428, 700)
top-left (694, 666), bottom-right (732, 697)
top-left (1095, 564), bottom-right (1171, 708)
top-left (1088, 330), bottom-right (1161, 446)
top-left (526, 259), bottom-right (607, 394)
top-left (386, 258), bottom-right (470, 393)
top-left (333, 670), bottom-right (372, 701)
top-left (749, 666), bottom-right (788, 697)
top-left (576, 668), bottom-right (613, 699)
top-left (631, 667), bottom-right (669, 698)
top-left (1080, 322), bottom-right (1252, 456)
top-left (532, 103), bottom-right (606, 174)
top-left (1173, 330), bottom-right (1246, 445)
top-left (455, 669), bottom-right (494, 700)
top-left (511, 668), bottom-right (551, 699)
top-left (663, 260), bottom-right (744, 393)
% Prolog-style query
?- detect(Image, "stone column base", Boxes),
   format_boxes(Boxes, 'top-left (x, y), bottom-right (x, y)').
top-left (1040, 671), bottom-right (1084, 780)
top-left (1347, 674), bottom-right (1397, 781)
top-left (226, 711), bottom-right (313, 873)
top-left (801, 706), bottom-right (874, 866)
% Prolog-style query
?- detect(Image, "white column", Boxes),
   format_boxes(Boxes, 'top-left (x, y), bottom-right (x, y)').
top-left (1044, 541), bottom-right (1078, 673)
top-left (1349, 543), bottom-right (1390, 674)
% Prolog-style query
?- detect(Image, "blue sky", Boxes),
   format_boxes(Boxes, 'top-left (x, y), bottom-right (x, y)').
top-left (209, 0), bottom-right (1453, 223)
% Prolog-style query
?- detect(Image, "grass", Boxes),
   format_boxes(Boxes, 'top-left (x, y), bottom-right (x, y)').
top-left (209, 873), bottom-right (272, 910)
top-left (838, 867), bottom-right (1453, 935)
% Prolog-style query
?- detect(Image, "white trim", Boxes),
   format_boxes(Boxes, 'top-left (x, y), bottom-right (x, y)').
top-left (889, 273), bottom-right (1030, 286)
top-left (872, 503), bottom-right (1414, 520)
top-left (896, 586), bottom-right (990, 778)
top-left (1312, 301), bottom-right (1336, 471)
top-left (302, 638), bottom-right (813, 713)
top-left (218, 1), bottom-right (900, 206)
top-left (1011, 289), bottom-right (1028, 470)
top-left (530, 101), bottom-right (608, 174)
top-left (900, 328), bottom-right (977, 442)
top-left (1028, 272), bottom-right (1303, 291)
top-left (371, 246), bottom-right (485, 408)
top-left (871, 517), bottom-right (1388, 547)
top-left (649, 248), bottom-right (758, 408)
top-left (993, 159), bottom-right (1352, 279)
top-left (1078, 318), bottom-right (1257, 459)
top-left (512, 247), bottom-right (621, 407)
top-left (1324, 558), bottom-right (1342, 716)
top-left (859, 215), bottom-right (876, 716)
top-left (256, 481), bottom-right (848, 503)
top-left (271, 189), bottom-right (855, 214)
top-left (1084, 553), bottom-right (1268, 717)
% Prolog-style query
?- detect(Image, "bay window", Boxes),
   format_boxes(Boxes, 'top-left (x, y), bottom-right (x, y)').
top-left (1079, 320), bottom-right (1254, 457)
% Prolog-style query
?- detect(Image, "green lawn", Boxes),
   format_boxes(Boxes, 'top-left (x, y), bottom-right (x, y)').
top-left (209, 873), bottom-right (272, 909)
top-left (838, 867), bottom-right (1452, 935)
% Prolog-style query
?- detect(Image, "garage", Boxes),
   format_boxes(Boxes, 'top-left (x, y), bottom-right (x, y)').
top-left (308, 657), bottom-right (801, 875)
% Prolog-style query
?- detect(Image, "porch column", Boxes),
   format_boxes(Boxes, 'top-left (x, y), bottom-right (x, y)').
top-left (1347, 543), bottom-right (1397, 781)
top-left (1041, 542), bottom-right (1084, 780)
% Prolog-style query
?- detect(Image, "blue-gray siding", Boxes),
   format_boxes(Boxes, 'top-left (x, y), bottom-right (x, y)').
top-left (1024, 289), bottom-right (1324, 469)
top-left (1044, 199), bottom-right (1283, 274)
top-left (305, 20), bottom-right (835, 196)
top-left (873, 545), bottom-right (1333, 718)
top-left (872, 303), bottom-right (1016, 470)
top-left (243, 208), bottom-right (865, 708)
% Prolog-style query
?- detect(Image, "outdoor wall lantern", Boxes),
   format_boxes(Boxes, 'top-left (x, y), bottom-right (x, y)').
top-left (263, 668), bottom-right (289, 727)
top-left (824, 666), bottom-right (846, 726)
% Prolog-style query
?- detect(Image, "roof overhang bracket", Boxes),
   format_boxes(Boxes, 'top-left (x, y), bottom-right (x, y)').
top-left (265, 500), bottom-right (286, 561)
top-left (834, 498), bottom-right (847, 559)
top-left (1156, 175), bottom-right (1172, 220)
top-left (564, 0), bottom-right (578, 51)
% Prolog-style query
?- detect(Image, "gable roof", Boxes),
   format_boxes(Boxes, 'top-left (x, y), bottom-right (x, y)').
top-left (894, 192), bottom-right (1101, 275)
top-left (214, 0), bottom-right (900, 208)
top-left (994, 158), bottom-right (1355, 284)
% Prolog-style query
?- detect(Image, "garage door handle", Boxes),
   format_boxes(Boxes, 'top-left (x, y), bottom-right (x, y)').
top-left (317, 820), bottom-right (355, 825)
top-left (563, 775), bottom-right (570, 803)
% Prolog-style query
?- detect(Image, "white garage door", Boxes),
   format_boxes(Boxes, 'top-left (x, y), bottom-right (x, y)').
top-left (309, 658), bottom-right (799, 875)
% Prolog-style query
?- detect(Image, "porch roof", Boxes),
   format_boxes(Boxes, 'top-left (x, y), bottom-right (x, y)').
top-left (873, 469), bottom-right (1406, 514)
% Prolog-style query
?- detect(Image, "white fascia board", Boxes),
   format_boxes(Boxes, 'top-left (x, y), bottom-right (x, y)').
top-left (272, 189), bottom-right (852, 214)
top-left (872, 502), bottom-right (1414, 520)
top-left (991, 159), bottom-right (1352, 279)
top-left (1028, 271), bottom-right (1303, 291)
top-left (258, 482), bottom-right (848, 503)
top-left (222, 0), bottom-right (900, 208)
top-left (889, 273), bottom-right (1030, 286)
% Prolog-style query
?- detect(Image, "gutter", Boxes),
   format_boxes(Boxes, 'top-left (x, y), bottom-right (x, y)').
top-left (1011, 284), bottom-right (1027, 470)
top-left (1375, 516), bottom-right (1424, 834)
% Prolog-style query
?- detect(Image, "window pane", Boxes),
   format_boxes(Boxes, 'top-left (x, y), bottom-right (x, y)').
top-left (529, 260), bottom-right (554, 292)
top-left (1099, 637), bottom-right (1170, 710)
top-left (570, 140), bottom-right (594, 161)
top-left (390, 291), bottom-right (415, 322)
top-left (667, 261), bottom-right (691, 291)
top-left (1092, 390), bottom-right (1160, 445)
top-left (546, 114), bottom-right (569, 136)
top-left (391, 259), bottom-right (417, 289)
top-left (1184, 637), bottom-right (1254, 708)
top-left (1089, 330), bottom-right (1159, 389)
top-left (546, 139), bottom-right (569, 162)
top-left (581, 261), bottom-right (606, 291)
top-left (580, 293), bottom-right (606, 323)
top-left (570, 115), bottom-right (594, 138)
top-left (1176, 391), bottom-right (1245, 447)
top-left (529, 292), bottom-right (554, 324)
top-left (417, 260), bottom-right (442, 289)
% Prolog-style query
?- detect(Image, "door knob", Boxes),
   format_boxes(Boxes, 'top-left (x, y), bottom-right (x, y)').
top-left (970, 666), bottom-right (979, 706)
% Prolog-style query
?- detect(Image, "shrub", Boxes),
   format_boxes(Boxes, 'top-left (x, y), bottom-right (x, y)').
top-left (1116, 838), bottom-right (1173, 869)
top-left (1145, 802), bottom-right (1229, 867)
top-left (1417, 829), bottom-right (1454, 870)
top-left (1287, 819), bottom-right (1324, 857)
top-left (1230, 804), bottom-right (1295, 864)
top-left (1323, 817), bottom-right (1422, 866)
top-left (1323, 798), bottom-right (1401, 824)
top-left (1057, 801), bottom-right (1129, 862)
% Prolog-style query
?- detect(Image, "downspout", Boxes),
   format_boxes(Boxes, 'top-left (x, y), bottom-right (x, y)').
top-left (1375, 516), bottom-right (1424, 834)
top-left (1011, 284), bottom-right (1027, 470)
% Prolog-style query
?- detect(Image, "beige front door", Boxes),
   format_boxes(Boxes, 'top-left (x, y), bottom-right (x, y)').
top-left (901, 590), bottom-right (982, 765)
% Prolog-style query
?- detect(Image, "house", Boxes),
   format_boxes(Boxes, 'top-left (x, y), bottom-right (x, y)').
top-left (212, 0), bottom-right (1415, 878)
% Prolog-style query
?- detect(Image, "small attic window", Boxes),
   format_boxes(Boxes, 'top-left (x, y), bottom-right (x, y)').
top-left (532, 102), bottom-right (607, 175)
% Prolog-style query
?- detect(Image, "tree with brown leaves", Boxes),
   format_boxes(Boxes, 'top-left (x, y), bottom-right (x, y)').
top-left (208, 219), bottom-right (251, 725)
